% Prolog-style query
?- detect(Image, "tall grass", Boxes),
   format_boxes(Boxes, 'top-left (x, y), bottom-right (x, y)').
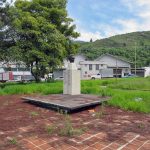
top-left (108, 89), bottom-right (150, 113)
top-left (108, 77), bottom-right (150, 90)
top-left (0, 82), bottom-right (63, 95)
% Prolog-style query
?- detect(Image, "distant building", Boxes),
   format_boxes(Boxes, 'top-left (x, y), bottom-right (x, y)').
top-left (95, 54), bottom-right (131, 78)
top-left (1, 54), bottom-right (132, 81)
top-left (0, 61), bottom-right (34, 81)
top-left (53, 54), bottom-right (132, 79)
top-left (131, 67), bottom-right (150, 77)
top-left (79, 61), bottom-right (107, 79)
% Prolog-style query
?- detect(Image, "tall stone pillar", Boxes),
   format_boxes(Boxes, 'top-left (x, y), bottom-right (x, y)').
top-left (63, 62), bottom-right (81, 95)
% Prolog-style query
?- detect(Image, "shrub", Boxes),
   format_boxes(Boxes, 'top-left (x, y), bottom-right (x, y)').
top-left (59, 114), bottom-right (85, 137)
top-left (9, 138), bottom-right (17, 145)
top-left (46, 125), bottom-right (56, 135)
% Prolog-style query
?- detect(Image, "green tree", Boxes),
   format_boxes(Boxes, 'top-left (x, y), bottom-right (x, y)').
top-left (90, 38), bottom-right (93, 42)
top-left (0, 0), bottom-right (16, 62)
top-left (9, 0), bottom-right (79, 81)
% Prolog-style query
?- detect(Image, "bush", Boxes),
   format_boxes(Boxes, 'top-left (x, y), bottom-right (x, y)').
top-left (0, 83), bottom-right (5, 89)
top-left (46, 125), bottom-right (56, 135)
top-left (59, 115), bottom-right (85, 137)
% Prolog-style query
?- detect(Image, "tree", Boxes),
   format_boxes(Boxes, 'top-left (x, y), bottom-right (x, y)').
top-left (90, 38), bottom-right (93, 42)
top-left (0, 0), bottom-right (9, 61)
top-left (0, 0), bottom-right (18, 66)
top-left (8, 0), bottom-right (79, 81)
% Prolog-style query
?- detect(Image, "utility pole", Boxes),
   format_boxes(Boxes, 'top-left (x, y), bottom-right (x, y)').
top-left (115, 58), bottom-right (118, 82)
top-left (134, 42), bottom-right (137, 75)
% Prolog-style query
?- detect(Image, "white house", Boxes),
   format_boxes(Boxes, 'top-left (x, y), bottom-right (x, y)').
top-left (95, 54), bottom-right (131, 77)
top-left (53, 54), bottom-right (132, 79)
top-left (79, 61), bottom-right (107, 79)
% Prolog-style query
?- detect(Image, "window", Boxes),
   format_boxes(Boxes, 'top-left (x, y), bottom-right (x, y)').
top-left (101, 64), bottom-right (104, 67)
top-left (18, 68), bottom-right (30, 71)
top-left (85, 64), bottom-right (87, 67)
top-left (96, 64), bottom-right (99, 70)
top-left (85, 71), bottom-right (87, 74)
top-left (89, 64), bottom-right (92, 70)
top-left (12, 68), bottom-right (17, 71)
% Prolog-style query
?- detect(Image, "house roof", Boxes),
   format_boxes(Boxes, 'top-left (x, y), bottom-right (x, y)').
top-left (79, 61), bottom-right (106, 65)
top-left (95, 53), bottom-right (132, 64)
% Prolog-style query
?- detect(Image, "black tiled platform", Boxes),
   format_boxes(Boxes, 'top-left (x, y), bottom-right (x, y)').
top-left (22, 94), bottom-right (108, 113)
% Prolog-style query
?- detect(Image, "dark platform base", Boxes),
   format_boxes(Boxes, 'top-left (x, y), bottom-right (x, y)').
top-left (22, 94), bottom-right (108, 113)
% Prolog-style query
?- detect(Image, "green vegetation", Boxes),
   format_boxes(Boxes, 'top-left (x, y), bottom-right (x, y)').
top-left (45, 114), bottom-right (86, 137)
top-left (0, 0), bottom-right (79, 81)
top-left (30, 111), bottom-right (39, 117)
top-left (59, 114), bottom-right (86, 137)
top-left (45, 125), bottom-right (56, 135)
top-left (9, 138), bottom-right (17, 145)
top-left (137, 123), bottom-right (145, 129)
top-left (0, 77), bottom-right (150, 113)
top-left (79, 31), bottom-right (150, 67)
top-left (0, 81), bottom-right (63, 95)
top-left (95, 102), bottom-right (105, 118)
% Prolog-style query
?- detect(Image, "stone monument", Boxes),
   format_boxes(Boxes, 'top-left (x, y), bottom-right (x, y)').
top-left (63, 55), bottom-right (81, 95)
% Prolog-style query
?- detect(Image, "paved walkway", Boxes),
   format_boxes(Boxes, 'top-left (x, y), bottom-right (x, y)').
top-left (0, 95), bottom-right (149, 150)
top-left (18, 131), bottom-right (149, 150)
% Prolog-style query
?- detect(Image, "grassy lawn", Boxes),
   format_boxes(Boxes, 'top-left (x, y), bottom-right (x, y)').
top-left (0, 77), bottom-right (150, 113)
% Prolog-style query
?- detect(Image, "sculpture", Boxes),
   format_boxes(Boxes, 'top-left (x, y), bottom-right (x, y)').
top-left (68, 54), bottom-right (75, 63)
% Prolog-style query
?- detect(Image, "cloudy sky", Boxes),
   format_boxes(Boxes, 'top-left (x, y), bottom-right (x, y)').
top-left (67, 0), bottom-right (150, 41)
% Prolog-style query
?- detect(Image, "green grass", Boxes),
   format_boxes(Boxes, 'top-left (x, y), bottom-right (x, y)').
top-left (29, 111), bottom-right (39, 116)
top-left (0, 77), bottom-right (150, 113)
top-left (0, 82), bottom-right (63, 95)
top-left (107, 89), bottom-right (150, 113)
top-left (108, 77), bottom-right (150, 90)
top-left (9, 138), bottom-right (17, 145)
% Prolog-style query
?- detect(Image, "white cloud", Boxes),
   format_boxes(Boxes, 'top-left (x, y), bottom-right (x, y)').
top-left (90, 0), bottom-right (150, 40)
top-left (114, 19), bottom-right (139, 32)
top-left (70, 0), bottom-right (150, 41)
top-left (136, 0), bottom-right (150, 6)
top-left (120, 0), bottom-right (150, 31)
top-left (77, 0), bottom-right (150, 41)
top-left (73, 20), bottom-right (103, 41)
top-left (77, 29), bottom-right (103, 42)
top-left (122, 0), bottom-right (150, 14)
top-left (139, 12), bottom-right (150, 18)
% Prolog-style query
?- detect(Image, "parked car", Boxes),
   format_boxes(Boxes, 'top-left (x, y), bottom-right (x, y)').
top-left (91, 73), bottom-right (102, 80)
top-left (123, 74), bottom-right (138, 78)
top-left (55, 76), bottom-right (64, 80)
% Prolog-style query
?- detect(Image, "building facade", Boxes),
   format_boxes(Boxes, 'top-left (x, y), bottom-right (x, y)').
top-left (95, 54), bottom-right (131, 78)
top-left (53, 54), bottom-right (132, 79)
top-left (0, 61), bottom-right (34, 81)
top-left (79, 61), bottom-right (107, 79)
top-left (131, 67), bottom-right (150, 77)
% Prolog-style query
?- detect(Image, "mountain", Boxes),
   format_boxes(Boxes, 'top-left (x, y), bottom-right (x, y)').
top-left (78, 31), bottom-right (150, 67)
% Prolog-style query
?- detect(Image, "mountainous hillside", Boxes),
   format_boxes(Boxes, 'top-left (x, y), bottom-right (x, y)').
top-left (79, 31), bottom-right (150, 67)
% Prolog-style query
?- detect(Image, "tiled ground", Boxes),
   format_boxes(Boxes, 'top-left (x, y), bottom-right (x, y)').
top-left (0, 95), bottom-right (149, 150)
top-left (2, 116), bottom-right (150, 150)
top-left (17, 128), bottom-right (150, 150)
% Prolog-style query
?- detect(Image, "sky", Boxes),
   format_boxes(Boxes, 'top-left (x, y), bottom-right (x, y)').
top-left (67, 0), bottom-right (150, 41)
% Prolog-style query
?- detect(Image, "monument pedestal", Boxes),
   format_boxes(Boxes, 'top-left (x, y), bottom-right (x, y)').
top-left (63, 63), bottom-right (80, 95)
